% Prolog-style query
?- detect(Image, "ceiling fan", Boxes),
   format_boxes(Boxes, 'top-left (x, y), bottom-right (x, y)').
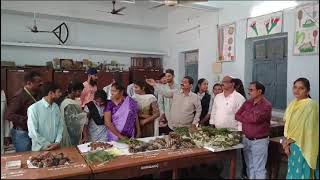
top-left (26, 12), bottom-right (69, 44)
top-left (26, 12), bottom-right (52, 33)
top-left (97, 0), bottom-right (127, 15)
top-left (149, 0), bottom-right (208, 10)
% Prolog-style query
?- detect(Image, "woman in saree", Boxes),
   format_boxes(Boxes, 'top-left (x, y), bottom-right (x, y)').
top-left (60, 82), bottom-right (87, 147)
top-left (282, 78), bottom-right (319, 179)
top-left (104, 82), bottom-right (141, 141)
top-left (132, 80), bottom-right (160, 137)
top-left (83, 90), bottom-right (108, 142)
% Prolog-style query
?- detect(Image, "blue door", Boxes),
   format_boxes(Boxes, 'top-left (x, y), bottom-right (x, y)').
top-left (185, 51), bottom-right (198, 91)
top-left (185, 63), bottom-right (198, 91)
top-left (253, 37), bottom-right (287, 109)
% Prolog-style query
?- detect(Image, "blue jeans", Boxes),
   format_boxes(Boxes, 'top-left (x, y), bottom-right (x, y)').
top-left (243, 136), bottom-right (269, 179)
top-left (11, 128), bottom-right (31, 152)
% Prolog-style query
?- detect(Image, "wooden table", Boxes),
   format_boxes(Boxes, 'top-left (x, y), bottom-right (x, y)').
top-left (1, 147), bottom-right (92, 179)
top-left (270, 120), bottom-right (284, 138)
top-left (88, 148), bottom-right (238, 179)
top-left (267, 136), bottom-right (288, 179)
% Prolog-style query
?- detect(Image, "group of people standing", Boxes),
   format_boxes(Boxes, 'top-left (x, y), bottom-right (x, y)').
top-left (3, 67), bottom-right (318, 179)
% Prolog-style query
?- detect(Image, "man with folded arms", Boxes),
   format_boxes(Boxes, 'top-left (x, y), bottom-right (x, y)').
top-left (235, 81), bottom-right (272, 179)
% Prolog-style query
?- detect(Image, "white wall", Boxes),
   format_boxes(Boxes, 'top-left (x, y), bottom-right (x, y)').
top-left (217, 1), bottom-right (319, 103)
top-left (284, 8), bottom-right (319, 103)
top-left (162, 1), bottom-right (319, 104)
top-left (1, 12), bottom-right (163, 66)
top-left (160, 8), bottom-right (219, 86)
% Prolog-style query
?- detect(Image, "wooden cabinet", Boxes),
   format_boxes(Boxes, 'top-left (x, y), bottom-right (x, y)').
top-left (5, 67), bottom-right (53, 101)
top-left (97, 71), bottom-right (113, 90)
top-left (1, 68), bottom-right (7, 92)
top-left (97, 71), bottom-right (129, 89)
top-left (129, 68), bottom-right (163, 83)
top-left (6, 69), bottom-right (25, 101)
top-left (130, 56), bottom-right (163, 83)
top-left (3, 66), bottom-right (130, 102)
top-left (120, 71), bottom-right (129, 87)
top-left (131, 57), bottom-right (162, 69)
top-left (29, 67), bottom-right (53, 83)
top-left (53, 70), bottom-right (87, 93)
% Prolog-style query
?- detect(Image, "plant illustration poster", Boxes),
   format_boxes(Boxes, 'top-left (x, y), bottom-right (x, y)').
top-left (218, 23), bottom-right (236, 62)
top-left (293, 2), bottom-right (319, 55)
top-left (247, 11), bottom-right (283, 38)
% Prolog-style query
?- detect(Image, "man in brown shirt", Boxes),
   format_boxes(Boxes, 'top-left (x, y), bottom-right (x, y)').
top-left (5, 71), bottom-right (43, 152)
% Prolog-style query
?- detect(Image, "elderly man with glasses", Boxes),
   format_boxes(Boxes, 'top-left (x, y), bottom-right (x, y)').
top-left (209, 75), bottom-right (245, 131)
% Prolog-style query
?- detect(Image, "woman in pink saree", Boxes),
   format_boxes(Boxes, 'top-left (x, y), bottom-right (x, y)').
top-left (104, 82), bottom-right (141, 141)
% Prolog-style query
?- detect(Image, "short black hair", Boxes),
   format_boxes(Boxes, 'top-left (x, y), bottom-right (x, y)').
top-left (159, 73), bottom-right (166, 79)
top-left (68, 81), bottom-right (84, 93)
top-left (133, 80), bottom-right (154, 94)
top-left (213, 83), bottom-right (222, 89)
top-left (41, 82), bottom-right (60, 97)
top-left (165, 69), bottom-right (174, 76)
top-left (250, 81), bottom-right (265, 94)
top-left (111, 82), bottom-right (127, 96)
top-left (184, 76), bottom-right (194, 86)
top-left (94, 90), bottom-right (108, 102)
top-left (24, 71), bottom-right (41, 83)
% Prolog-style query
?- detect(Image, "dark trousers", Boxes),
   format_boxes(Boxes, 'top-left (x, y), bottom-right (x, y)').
top-left (242, 149), bottom-right (247, 177)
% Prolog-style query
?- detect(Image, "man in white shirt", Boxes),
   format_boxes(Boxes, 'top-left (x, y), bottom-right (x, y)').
top-left (103, 73), bottom-right (124, 100)
top-left (209, 76), bottom-right (245, 131)
top-left (126, 83), bottom-right (135, 97)
top-left (103, 79), bottom-right (115, 100)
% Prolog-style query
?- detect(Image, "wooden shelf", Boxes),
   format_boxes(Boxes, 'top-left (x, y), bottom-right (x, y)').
top-left (1, 41), bottom-right (167, 56)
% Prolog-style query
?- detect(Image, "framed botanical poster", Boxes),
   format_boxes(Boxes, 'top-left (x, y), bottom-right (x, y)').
top-left (218, 23), bottom-right (236, 62)
top-left (293, 2), bottom-right (319, 55)
top-left (247, 11), bottom-right (283, 38)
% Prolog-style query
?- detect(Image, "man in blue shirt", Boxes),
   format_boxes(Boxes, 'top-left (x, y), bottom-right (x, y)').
top-left (27, 82), bottom-right (63, 151)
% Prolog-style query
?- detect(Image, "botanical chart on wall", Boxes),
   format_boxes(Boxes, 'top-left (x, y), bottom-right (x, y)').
top-left (247, 11), bottom-right (283, 38)
top-left (293, 2), bottom-right (319, 55)
top-left (218, 23), bottom-right (236, 62)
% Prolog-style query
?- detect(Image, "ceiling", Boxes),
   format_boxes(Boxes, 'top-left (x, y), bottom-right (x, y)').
top-left (1, 0), bottom-right (220, 29)
top-left (5, 1), bottom-right (296, 29)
